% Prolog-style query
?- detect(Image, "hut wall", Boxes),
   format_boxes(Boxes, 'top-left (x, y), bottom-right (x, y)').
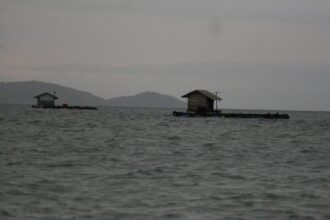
top-left (187, 93), bottom-right (213, 112)
top-left (37, 94), bottom-right (55, 106)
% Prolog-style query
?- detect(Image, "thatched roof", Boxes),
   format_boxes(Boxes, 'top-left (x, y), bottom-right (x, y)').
top-left (182, 90), bottom-right (222, 100)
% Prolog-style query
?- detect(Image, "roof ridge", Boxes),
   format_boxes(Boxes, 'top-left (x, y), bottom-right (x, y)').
top-left (34, 92), bottom-right (58, 99)
top-left (182, 90), bottom-right (221, 100)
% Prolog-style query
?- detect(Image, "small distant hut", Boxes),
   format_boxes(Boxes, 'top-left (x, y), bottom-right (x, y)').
top-left (182, 90), bottom-right (222, 113)
top-left (34, 92), bottom-right (58, 106)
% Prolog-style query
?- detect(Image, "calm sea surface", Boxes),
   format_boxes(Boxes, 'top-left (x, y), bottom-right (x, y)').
top-left (1, 105), bottom-right (330, 220)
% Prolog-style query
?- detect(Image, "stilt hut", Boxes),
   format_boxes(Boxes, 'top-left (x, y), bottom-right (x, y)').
top-left (34, 92), bottom-right (58, 106)
top-left (182, 90), bottom-right (221, 113)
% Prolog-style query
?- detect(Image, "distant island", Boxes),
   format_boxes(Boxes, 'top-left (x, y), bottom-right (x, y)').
top-left (0, 81), bottom-right (185, 108)
top-left (107, 92), bottom-right (185, 108)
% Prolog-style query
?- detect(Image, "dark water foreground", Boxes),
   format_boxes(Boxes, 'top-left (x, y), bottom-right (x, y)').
top-left (1, 105), bottom-right (330, 220)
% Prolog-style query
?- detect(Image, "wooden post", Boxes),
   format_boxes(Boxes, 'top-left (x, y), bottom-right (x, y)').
top-left (215, 91), bottom-right (219, 111)
top-left (53, 91), bottom-right (56, 106)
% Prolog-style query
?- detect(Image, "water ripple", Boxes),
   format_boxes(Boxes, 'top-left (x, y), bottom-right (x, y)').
top-left (0, 105), bottom-right (330, 219)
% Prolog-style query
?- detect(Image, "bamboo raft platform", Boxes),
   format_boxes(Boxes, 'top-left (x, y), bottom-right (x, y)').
top-left (32, 105), bottom-right (97, 110)
top-left (172, 111), bottom-right (289, 119)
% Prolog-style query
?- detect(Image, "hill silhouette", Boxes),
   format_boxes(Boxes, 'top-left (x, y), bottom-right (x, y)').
top-left (107, 91), bottom-right (185, 108)
top-left (0, 81), bottom-right (185, 108)
top-left (0, 81), bottom-right (105, 106)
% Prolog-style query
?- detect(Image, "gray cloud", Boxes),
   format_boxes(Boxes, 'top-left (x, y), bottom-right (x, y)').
top-left (8, 0), bottom-right (330, 25)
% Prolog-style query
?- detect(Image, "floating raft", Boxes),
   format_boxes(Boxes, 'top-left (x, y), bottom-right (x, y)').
top-left (172, 111), bottom-right (289, 119)
top-left (32, 105), bottom-right (97, 110)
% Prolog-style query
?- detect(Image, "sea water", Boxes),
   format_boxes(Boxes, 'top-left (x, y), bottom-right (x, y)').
top-left (1, 105), bottom-right (330, 219)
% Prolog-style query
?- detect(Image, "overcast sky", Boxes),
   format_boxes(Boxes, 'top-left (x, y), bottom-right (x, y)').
top-left (1, 0), bottom-right (330, 110)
